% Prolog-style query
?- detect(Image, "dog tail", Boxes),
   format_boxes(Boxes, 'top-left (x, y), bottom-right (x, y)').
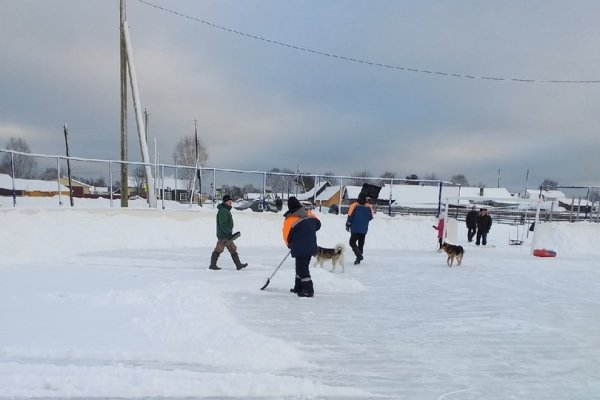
top-left (335, 243), bottom-right (344, 254)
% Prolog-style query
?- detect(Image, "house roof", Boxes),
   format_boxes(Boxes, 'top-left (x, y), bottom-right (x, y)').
top-left (315, 185), bottom-right (342, 201)
top-left (295, 182), bottom-right (330, 201)
top-left (0, 174), bottom-right (69, 192)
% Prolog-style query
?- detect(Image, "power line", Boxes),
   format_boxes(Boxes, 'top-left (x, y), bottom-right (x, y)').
top-left (137, 0), bottom-right (600, 84)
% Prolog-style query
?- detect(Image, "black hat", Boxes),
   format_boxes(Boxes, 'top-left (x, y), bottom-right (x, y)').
top-left (222, 194), bottom-right (232, 203)
top-left (287, 196), bottom-right (301, 211)
top-left (358, 192), bottom-right (367, 205)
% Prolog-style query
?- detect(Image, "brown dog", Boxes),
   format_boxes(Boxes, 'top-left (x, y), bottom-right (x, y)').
top-left (441, 242), bottom-right (464, 267)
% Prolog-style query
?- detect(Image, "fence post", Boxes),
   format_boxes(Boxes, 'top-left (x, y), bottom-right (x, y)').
top-left (388, 179), bottom-right (393, 216)
top-left (56, 157), bottom-right (62, 207)
top-left (212, 168), bottom-right (216, 208)
top-left (10, 152), bottom-right (16, 207)
top-left (161, 164), bottom-right (165, 209)
top-left (109, 161), bottom-right (114, 208)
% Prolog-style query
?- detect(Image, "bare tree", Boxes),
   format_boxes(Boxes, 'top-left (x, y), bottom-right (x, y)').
top-left (422, 172), bottom-right (439, 186)
top-left (380, 171), bottom-right (397, 179)
top-left (350, 170), bottom-right (373, 186)
top-left (0, 137), bottom-right (37, 178)
top-left (540, 179), bottom-right (558, 190)
top-left (132, 166), bottom-right (147, 197)
top-left (40, 167), bottom-right (59, 181)
top-left (405, 173), bottom-right (420, 185)
top-left (322, 171), bottom-right (339, 185)
top-left (173, 135), bottom-right (208, 191)
top-left (450, 174), bottom-right (469, 186)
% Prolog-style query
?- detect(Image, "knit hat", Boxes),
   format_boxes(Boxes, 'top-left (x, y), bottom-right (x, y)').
top-left (222, 194), bottom-right (232, 203)
top-left (358, 192), bottom-right (367, 205)
top-left (287, 196), bottom-right (302, 211)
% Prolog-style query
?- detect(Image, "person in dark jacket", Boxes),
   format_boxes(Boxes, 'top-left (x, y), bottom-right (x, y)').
top-left (209, 195), bottom-right (248, 270)
top-left (475, 208), bottom-right (493, 246)
top-left (465, 206), bottom-right (478, 242)
top-left (346, 193), bottom-right (374, 265)
top-left (282, 196), bottom-right (321, 297)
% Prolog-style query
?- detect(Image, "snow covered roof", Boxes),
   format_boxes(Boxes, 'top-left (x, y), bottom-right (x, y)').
top-left (527, 189), bottom-right (566, 201)
top-left (0, 174), bottom-right (69, 192)
top-left (315, 185), bottom-right (342, 201)
top-left (295, 182), bottom-right (330, 201)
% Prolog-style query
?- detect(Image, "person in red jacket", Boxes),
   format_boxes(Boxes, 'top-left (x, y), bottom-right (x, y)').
top-left (432, 215), bottom-right (445, 251)
top-left (282, 197), bottom-right (321, 297)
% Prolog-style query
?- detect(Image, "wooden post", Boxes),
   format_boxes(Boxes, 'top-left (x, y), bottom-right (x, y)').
top-left (63, 124), bottom-right (74, 207)
top-left (120, 0), bottom-right (129, 207)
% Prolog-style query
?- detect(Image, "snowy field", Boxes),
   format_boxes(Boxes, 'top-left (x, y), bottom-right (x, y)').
top-left (1, 198), bottom-right (600, 399)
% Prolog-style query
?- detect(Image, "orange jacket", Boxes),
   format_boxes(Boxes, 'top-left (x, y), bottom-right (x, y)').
top-left (282, 209), bottom-right (319, 246)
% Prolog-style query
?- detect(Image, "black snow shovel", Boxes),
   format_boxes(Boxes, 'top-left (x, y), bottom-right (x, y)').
top-left (260, 250), bottom-right (291, 290)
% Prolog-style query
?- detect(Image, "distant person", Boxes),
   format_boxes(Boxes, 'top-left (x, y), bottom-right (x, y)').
top-left (432, 215), bottom-right (445, 251)
top-left (475, 208), bottom-right (493, 246)
top-left (275, 196), bottom-right (283, 211)
top-left (346, 193), bottom-right (374, 265)
top-left (465, 206), bottom-right (478, 242)
top-left (282, 196), bottom-right (321, 297)
top-left (209, 195), bottom-right (248, 270)
top-left (329, 203), bottom-right (339, 214)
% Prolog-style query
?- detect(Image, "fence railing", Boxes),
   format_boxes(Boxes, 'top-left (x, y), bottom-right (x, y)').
top-left (1, 149), bottom-right (598, 224)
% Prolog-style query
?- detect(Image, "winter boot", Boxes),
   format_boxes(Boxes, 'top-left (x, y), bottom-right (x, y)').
top-left (352, 247), bottom-right (363, 265)
top-left (290, 276), bottom-right (301, 293)
top-left (209, 251), bottom-right (221, 270)
top-left (297, 278), bottom-right (314, 298)
top-left (231, 252), bottom-right (248, 270)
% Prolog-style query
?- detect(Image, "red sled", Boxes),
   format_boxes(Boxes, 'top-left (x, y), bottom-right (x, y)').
top-left (533, 249), bottom-right (557, 258)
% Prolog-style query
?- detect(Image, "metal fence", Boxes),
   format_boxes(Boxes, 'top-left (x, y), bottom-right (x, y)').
top-left (1, 149), bottom-right (599, 224)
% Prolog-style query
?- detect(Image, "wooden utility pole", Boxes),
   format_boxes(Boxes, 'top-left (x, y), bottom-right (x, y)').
top-left (120, 0), bottom-right (128, 207)
top-left (63, 124), bottom-right (74, 207)
top-left (194, 118), bottom-right (203, 207)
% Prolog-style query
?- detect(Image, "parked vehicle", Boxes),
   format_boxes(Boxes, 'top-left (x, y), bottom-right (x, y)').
top-left (234, 199), bottom-right (280, 213)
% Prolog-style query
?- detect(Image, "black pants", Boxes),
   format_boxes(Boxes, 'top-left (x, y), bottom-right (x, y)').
top-left (349, 233), bottom-right (366, 259)
top-left (294, 255), bottom-right (313, 295)
top-left (467, 226), bottom-right (477, 242)
top-left (476, 231), bottom-right (488, 246)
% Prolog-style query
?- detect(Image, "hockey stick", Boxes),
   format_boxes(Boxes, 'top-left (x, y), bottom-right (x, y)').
top-left (260, 250), bottom-right (291, 290)
top-left (223, 231), bottom-right (241, 246)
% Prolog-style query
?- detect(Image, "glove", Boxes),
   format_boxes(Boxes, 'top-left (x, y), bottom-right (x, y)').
top-left (345, 224), bottom-right (351, 232)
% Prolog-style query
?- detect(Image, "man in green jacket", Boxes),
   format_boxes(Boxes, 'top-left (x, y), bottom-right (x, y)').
top-left (209, 195), bottom-right (248, 270)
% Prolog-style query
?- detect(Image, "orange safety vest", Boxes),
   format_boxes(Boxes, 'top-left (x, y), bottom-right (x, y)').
top-left (282, 210), bottom-right (319, 246)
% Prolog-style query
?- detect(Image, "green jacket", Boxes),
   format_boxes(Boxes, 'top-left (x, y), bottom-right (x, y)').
top-left (216, 203), bottom-right (234, 239)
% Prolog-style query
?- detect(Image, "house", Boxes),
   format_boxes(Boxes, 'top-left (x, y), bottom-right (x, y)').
top-left (57, 177), bottom-right (91, 197)
top-left (315, 185), bottom-right (344, 207)
top-left (0, 173), bottom-right (69, 197)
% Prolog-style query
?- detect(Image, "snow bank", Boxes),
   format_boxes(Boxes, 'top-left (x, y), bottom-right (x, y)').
top-left (2, 207), bottom-right (600, 264)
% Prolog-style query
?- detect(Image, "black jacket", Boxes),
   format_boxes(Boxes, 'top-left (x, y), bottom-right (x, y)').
top-left (476, 214), bottom-right (492, 233)
top-left (466, 210), bottom-right (478, 228)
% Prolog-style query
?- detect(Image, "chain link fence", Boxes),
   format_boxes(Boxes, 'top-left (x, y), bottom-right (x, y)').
top-left (1, 149), bottom-right (599, 224)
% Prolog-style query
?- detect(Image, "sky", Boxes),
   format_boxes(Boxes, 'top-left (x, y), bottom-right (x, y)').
top-left (1, 199), bottom-right (600, 397)
top-left (1, 1), bottom-right (600, 192)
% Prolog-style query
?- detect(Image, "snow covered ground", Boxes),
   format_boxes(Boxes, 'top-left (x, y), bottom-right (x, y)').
top-left (1, 198), bottom-right (600, 399)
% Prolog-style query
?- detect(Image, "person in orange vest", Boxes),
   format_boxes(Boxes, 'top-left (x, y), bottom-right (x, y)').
top-left (345, 193), bottom-right (374, 265)
top-left (282, 197), bottom-right (321, 297)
